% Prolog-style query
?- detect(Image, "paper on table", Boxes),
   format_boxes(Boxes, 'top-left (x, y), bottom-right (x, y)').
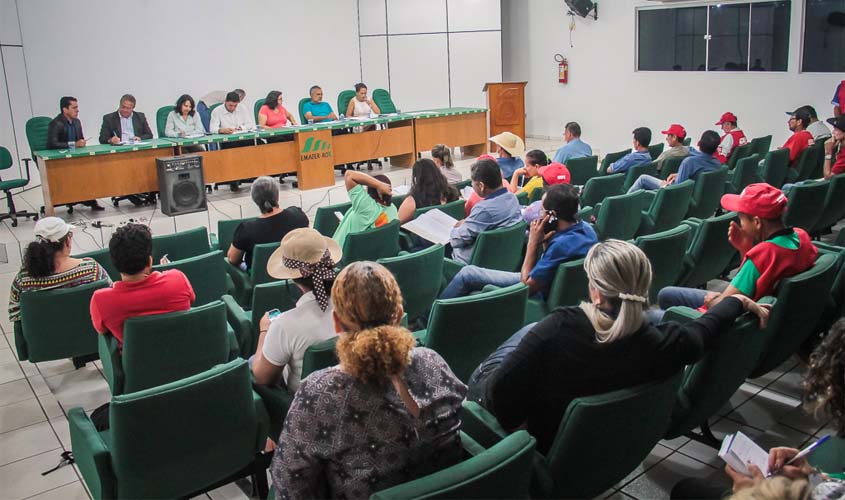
top-left (401, 208), bottom-right (457, 245)
top-left (185, 133), bottom-right (204, 138)
top-left (119, 141), bottom-right (150, 146)
top-left (718, 431), bottom-right (769, 477)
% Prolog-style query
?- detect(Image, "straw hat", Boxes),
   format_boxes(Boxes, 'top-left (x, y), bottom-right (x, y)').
top-left (266, 228), bottom-right (342, 280)
top-left (489, 132), bottom-right (525, 158)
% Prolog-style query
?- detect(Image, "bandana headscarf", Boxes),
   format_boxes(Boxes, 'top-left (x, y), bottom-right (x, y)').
top-left (281, 249), bottom-right (337, 311)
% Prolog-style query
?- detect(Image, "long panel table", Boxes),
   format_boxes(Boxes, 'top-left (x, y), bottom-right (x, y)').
top-left (34, 108), bottom-right (486, 215)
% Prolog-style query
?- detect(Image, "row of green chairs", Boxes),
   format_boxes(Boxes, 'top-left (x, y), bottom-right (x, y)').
top-left (784, 174), bottom-right (845, 236)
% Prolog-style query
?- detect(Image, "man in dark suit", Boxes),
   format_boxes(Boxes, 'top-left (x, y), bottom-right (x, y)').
top-left (98, 94), bottom-right (153, 145)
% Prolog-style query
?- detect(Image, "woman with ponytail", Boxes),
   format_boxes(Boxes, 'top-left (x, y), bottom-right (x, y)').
top-left (227, 176), bottom-right (308, 270)
top-left (9, 217), bottom-right (110, 322)
top-left (467, 239), bottom-right (770, 454)
top-left (271, 261), bottom-right (466, 499)
top-left (431, 144), bottom-right (462, 184)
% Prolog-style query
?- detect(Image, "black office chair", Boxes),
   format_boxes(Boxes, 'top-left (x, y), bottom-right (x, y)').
top-left (0, 146), bottom-right (39, 226)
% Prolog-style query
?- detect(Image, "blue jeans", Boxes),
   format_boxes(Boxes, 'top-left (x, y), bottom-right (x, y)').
top-left (647, 286), bottom-right (708, 324)
top-left (467, 323), bottom-right (536, 405)
top-left (197, 101), bottom-right (211, 132)
top-left (627, 174), bottom-right (662, 193)
top-left (439, 265), bottom-right (521, 300)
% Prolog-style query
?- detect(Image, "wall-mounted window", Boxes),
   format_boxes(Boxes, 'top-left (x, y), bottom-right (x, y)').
top-left (802, 0), bottom-right (845, 72)
top-left (637, 1), bottom-right (790, 72)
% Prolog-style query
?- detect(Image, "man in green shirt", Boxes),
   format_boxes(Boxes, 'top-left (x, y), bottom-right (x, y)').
top-left (332, 170), bottom-right (398, 249)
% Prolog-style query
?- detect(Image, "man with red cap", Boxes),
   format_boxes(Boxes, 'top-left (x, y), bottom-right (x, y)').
top-left (715, 112), bottom-right (748, 164)
top-left (781, 108), bottom-right (815, 166)
top-left (654, 124), bottom-right (690, 172)
top-left (651, 183), bottom-right (817, 322)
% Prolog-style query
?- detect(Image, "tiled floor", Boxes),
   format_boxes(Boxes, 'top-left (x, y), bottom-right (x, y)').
top-left (0, 139), bottom-right (838, 499)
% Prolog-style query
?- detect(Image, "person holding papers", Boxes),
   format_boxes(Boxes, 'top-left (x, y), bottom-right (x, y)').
top-left (98, 94), bottom-right (153, 145)
top-left (332, 170), bottom-right (398, 250)
top-left (397, 159), bottom-right (458, 224)
top-left (442, 183), bottom-right (594, 299)
top-left (164, 94), bottom-right (205, 153)
top-left (303, 85), bottom-right (337, 123)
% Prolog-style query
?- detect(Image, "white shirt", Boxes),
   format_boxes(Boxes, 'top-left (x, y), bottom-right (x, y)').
top-left (164, 110), bottom-right (205, 138)
top-left (209, 103), bottom-right (255, 134)
top-left (808, 120), bottom-right (832, 141)
top-left (261, 291), bottom-right (337, 392)
top-left (119, 113), bottom-right (134, 142)
top-left (351, 98), bottom-right (373, 117)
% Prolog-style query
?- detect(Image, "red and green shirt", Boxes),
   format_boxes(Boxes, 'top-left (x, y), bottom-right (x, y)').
top-left (730, 228), bottom-right (818, 300)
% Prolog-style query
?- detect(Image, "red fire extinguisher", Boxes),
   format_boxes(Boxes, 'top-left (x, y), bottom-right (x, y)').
top-left (555, 54), bottom-right (568, 84)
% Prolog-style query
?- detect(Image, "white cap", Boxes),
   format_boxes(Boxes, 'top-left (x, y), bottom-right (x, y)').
top-left (34, 217), bottom-right (72, 243)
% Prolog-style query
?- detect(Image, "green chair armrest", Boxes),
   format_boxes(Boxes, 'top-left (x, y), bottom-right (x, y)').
top-left (442, 258), bottom-right (465, 283)
top-left (411, 329), bottom-right (428, 346)
top-left (459, 431), bottom-right (487, 456)
top-left (13, 321), bottom-right (28, 361)
top-left (662, 306), bottom-right (703, 325)
top-left (221, 294), bottom-right (252, 356)
top-left (525, 298), bottom-right (549, 325)
top-left (224, 260), bottom-right (252, 306)
top-left (68, 407), bottom-right (116, 500)
top-left (398, 231), bottom-right (415, 252)
top-left (98, 334), bottom-right (122, 395)
top-left (209, 233), bottom-right (219, 250)
top-left (226, 324), bottom-right (240, 361)
top-left (252, 389), bottom-right (272, 449)
top-left (459, 401), bottom-right (509, 449)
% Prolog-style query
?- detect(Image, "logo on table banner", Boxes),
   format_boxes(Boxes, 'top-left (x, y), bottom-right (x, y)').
top-left (300, 137), bottom-right (332, 161)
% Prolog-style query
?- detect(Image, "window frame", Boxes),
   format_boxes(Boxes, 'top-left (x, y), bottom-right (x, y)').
top-left (798, 0), bottom-right (844, 73)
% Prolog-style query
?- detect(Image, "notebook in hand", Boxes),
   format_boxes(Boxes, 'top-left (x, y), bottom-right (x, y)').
top-left (718, 431), bottom-right (769, 477)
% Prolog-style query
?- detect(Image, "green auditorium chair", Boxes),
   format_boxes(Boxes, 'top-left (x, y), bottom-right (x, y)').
top-left (0, 146), bottom-right (38, 226)
top-left (685, 167), bottom-right (727, 219)
top-left (677, 212), bottom-right (738, 288)
top-left (662, 306), bottom-right (769, 445)
top-left (73, 248), bottom-right (120, 282)
top-left (812, 174), bottom-right (845, 236)
top-left (378, 245), bottom-right (445, 324)
top-left (391, 194), bottom-right (407, 209)
top-left (749, 135), bottom-right (772, 157)
top-left (528, 187), bottom-right (544, 204)
top-left (372, 88), bottom-right (397, 114)
top-left (209, 217), bottom-right (253, 253)
top-left (524, 257), bottom-right (589, 323)
top-left (442, 221), bottom-right (527, 282)
top-left (415, 283), bottom-right (528, 382)
top-left (15, 280), bottom-right (110, 365)
top-left (155, 105), bottom-right (171, 137)
top-left (579, 173), bottom-right (624, 208)
top-left (648, 142), bottom-right (664, 161)
top-left (253, 99), bottom-right (264, 123)
top-left (683, 137), bottom-right (692, 146)
top-left (151, 226), bottom-right (210, 263)
top-left (727, 142), bottom-right (755, 170)
top-left (460, 371), bottom-right (683, 499)
top-left (787, 144), bottom-right (822, 183)
top-left (415, 198), bottom-right (466, 220)
top-left (566, 155), bottom-right (599, 185)
top-left (622, 160), bottom-right (658, 192)
top-left (783, 180), bottom-right (829, 233)
top-left (658, 156), bottom-right (686, 180)
top-left (515, 191), bottom-right (529, 206)
top-left (813, 243), bottom-right (845, 336)
top-left (370, 431), bottom-right (536, 500)
top-left (297, 97), bottom-right (310, 124)
top-left (590, 190), bottom-right (648, 241)
top-left (636, 180), bottom-right (694, 236)
top-left (454, 179), bottom-right (472, 191)
top-left (635, 225), bottom-right (692, 302)
top-left (99, 300), bottom-right (234, 395)
top-left (751, 253), bottom-right (838, 378)
top-left (314, 201), bottom-right (352, 238)
top-left (340, 219), bottom-right (401, 267)
top-left (69, 359), bottom-right (270, 500)
top-left (759, 148), bottom-right (791, 188)
top-left (152, 250), bottom-right (228, 307)
top-left (599, 148), bottom-right (631, 175)
top-left (725, 153), bottom-right (761, 194)
top-left (223, 278), bottom-right (303, 357)
top-left (337, 90), bottom-right (356, 117)
top-left (227, 242), bottom-right (280, 307)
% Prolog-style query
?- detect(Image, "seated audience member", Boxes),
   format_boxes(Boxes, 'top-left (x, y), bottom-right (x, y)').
top-left (46, 96), bottom-right (103, 211)
top-left (450, 159), bottom-right (523, 264)
top-left (164, 94), bottom-right (205, 153)
top-left (252, 228), bottom-right (340, 390)
top-left (89, 224), bottom-right (195, 347)
top-left (782, 108), bottom-right (816, 166)
top-left (466, 239), bottom-right (769, 454)
top-left (607, 127), bottom-right (653, 174)
top-left (833, 79), bottom-right (844, 118)
top-left (345, 82), bottom-right (381, 119)
top-left (518, 165), bottom-right (572, 224)
top-left (463, 154), bottom-right (511, 216)
top-left (431, 144), bottom-right (462, 184)
top-left (824, 116), bottom-right (845, 178)
top-left (303, 85), bottom-right (337, 123)
top-left (227, 177), bottom-right (308, 270)
top-left (628, 130), bottom-right (721, 193)
top-left (397, 159), bottom-right (459, 223)
top-left (442, 184), bottom-right (595, 299)
top-left (98, 94), bottom-right (153, 145)
top-left (489, 131), bottom-right (525, 179)
top-left (654, 124), bottom-right (690, 171)
top-left (715, 112), bottom-right (748, 165)
top-left (259, 90), bottom-right (297, 129)
top-left (654, 183), bottom-right (817, 323)
top-left (509, 150), bottom-right (570, 197)
top-left (552, 121), bottom-right (592, 164)
top-left (9, 217), bottom-right (111, 323)
top-left (332, 170), bottom-right (398, 249)
top-left (271, 261), bottom-right (467, 499)
top-left (788, 105), bottom-right (831, 142)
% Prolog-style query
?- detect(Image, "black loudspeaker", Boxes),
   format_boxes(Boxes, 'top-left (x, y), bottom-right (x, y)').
top-left (566, 0), bottom-right (596, 19)
top-left (156, 155), bottom-right (207, 216)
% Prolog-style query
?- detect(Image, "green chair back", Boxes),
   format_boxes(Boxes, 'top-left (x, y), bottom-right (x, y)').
top-left (545, 257), bottom-right (590, 309)
top-left (314, 201), bottom-right (352, 237)
top-left (580, 173), bottom-right (624, 208)
top-left (372, 89), bottom-right (396, 114)
top-left (648, 143), bottom-right (664, 161)
top-left (379, 245), bottom-right (445, 322)
top-left (415, 199), bottom-right (466, 221)
top-left (783, 180), bottom-right (829, 232)
top-left (152, 226), bottom-right (210, 263)
top-left (423, 283), bottom-right (528, 382)
top-left (638, 180), bottom-right (694, 236)
top-left (298, 97), bottom-right (310, 124)
top-left (686, 167), bottom-right (727, 219)
top-left (16, 280), bottom-right (110, 362)
top-left (599, 148), bottom-right (631, 175)
top-left (337, 90), bottom-right (356, 116)
top-left (155, 105), bottom-right (171, 137)
top-left (250, 242), bottom-right (280, 285)
top-left (726, 153), bottom-right (761, 194)
top-left (659, 156), bottom-right (686, 180)
top-left (25, 116), bottom-right (50, 155)
top-left (301, 336), bottom-right (339, 379)
top-left (566, 155), bottom-right (599, 186)
top-left (0, 146), bottom-right (11, 170)
top-left (751, 254), bottom-right (839, 378)
top-left (727, 142), bottom-right (755, 170)
top-left (623, 160), bottom-right (658, 192)
top-left (469, 221), bottom-right (528, 272)
top-left (750, 135), bottom-right (772, 157)
top-left (253, 99), bottom-right (264, 123)
top-left (809, 141), bottom-right (827, 179)
top-left (683, 137), bottom-right (692, 146)
top-left (678, 212), bottom-right (738, 288)
top-left (370, 431), bottom-right (536, 500)
top-left (215, 217), bottom-right (254, 253)
top-left (391, 194), bottom-right (407, 209)
top-left (341, 219), bottom-right (401, 267)
top-left (593, 190), bottom-right (647, 241)
top-left (635, 225), bottom-right (692, 302)
top-left (759, 149), bottom-right (790, 187)
top-left (528, 187), bottom-right (544, 204)
top-left (813, 174), bottom-right (845, 234)
top-left (73, 248), bottom-right (120, 282)
top-left (791, 144), bottom-right (821, 182)
top-left (663, 307), bottom-right (768, 439)
top-left (809, 437), bottom-right (845, 475)
top-left (541, 371), bottom-right (683, 499)
top-left (515, 191), bottom-right (529, 206)
top-left (152, 250), bottom-right (227, 306)
top-left (453, 179), bottom-right (472, 191)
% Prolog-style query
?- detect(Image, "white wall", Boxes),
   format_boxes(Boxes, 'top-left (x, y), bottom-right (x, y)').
top-left (503, 0), bottom-right (842, 155)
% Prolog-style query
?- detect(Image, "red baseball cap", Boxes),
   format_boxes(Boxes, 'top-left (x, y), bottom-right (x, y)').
top-left (720, 183), bottom-right (788, 219)
top-left (477, 154), bottom-right (496, 162)
top-left (661, 124), bottom-right (687, 139)
top-left (539, 162), bottom-right (571, 185)
top-left (716, 112), bottom-right (738, 125)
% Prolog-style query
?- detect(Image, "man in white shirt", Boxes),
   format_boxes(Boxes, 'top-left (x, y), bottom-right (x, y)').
top-left (198, 88), bottom-right (244, 132)
top-left (210, 91), bottom-right (256, 190)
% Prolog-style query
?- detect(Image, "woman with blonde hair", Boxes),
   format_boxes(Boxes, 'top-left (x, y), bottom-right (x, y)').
top-left (271, 261), bottom-right (467, 499)
top-left (431, 144), bottom-right (462, 184)
top-left (467, 239), bottom-right (769, 454)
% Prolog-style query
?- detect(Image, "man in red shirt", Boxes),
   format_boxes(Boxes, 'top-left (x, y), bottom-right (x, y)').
top-left (782, 108), bottom-right (815, 166)
top-left (715, 112), bottom-right (748, 164)
top-left (825, 116), bottom-right (845, 177)
top-left (90, 224), bottom-right (195, 346)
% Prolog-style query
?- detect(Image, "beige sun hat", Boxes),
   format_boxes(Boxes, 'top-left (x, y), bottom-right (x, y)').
top-left (266, 228), bottom-right (342, 280)
top-left (488, 131), bottom-right (525, 158)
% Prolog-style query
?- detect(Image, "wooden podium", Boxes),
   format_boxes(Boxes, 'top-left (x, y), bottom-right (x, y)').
top-left (482, 81), bottom-right (527, 152)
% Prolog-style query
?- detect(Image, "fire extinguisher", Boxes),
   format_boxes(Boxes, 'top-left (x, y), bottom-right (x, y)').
top-left (555, 54), bottom-right (568, 84)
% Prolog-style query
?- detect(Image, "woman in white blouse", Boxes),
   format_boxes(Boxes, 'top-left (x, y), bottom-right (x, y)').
top-left (165, 94), bottom-right (205, 152)
top-left (345, 83), bottom-right (381, 119)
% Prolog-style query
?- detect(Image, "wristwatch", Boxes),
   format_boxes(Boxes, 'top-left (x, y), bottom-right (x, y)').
top-left (825, 154), bottom-right (833, 160)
